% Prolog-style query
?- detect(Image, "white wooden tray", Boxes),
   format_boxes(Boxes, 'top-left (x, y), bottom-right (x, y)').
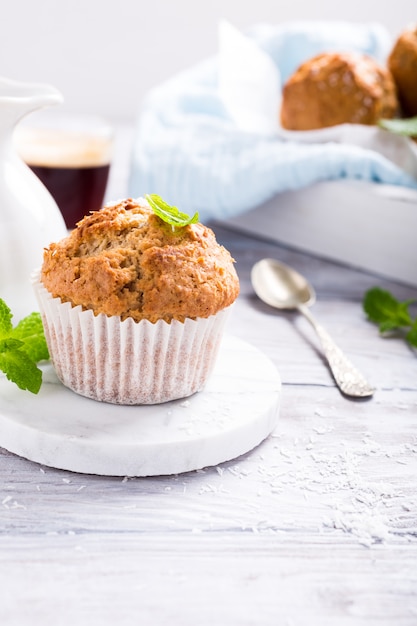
top-left (224, 180), bottom-right (417, 287)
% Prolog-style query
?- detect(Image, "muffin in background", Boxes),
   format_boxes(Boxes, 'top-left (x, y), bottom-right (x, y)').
top-left (388, 24), bottom-right (417, 118)
top-left (280, 52), bottom-right (398, 131)
top-left (34, 197), bottom-right (240, 405)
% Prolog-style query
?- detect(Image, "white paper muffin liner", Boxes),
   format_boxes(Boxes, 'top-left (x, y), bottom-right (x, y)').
top-left (33, 276), bottom-right (231, 405)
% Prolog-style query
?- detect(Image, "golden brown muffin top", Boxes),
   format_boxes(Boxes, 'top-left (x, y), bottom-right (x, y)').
top-left (281, 52), bottom-right (398, 130)
top-left (41, 198), bottom-right (240, 323)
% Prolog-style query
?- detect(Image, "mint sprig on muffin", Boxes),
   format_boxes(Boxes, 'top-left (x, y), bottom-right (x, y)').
top-left (146, 194), bottom-right (199, 229)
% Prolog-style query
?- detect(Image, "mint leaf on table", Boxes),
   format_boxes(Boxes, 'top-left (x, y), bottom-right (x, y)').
top-left (363, 287), bottom-right (417, 348)
top-left (0, 340), bottom-right (43, 394)
top-left (378, 116), bottom-right (417, 137)
top-left (0, 299), bottom-right (49, 394)
top-left (363, 287), bottom-right (413, 332)
top-left (146, 194), bottom-right (199, 229)
top-left (406, 318), bottom-right (417, 348)
top-left (0, 298), bottom-right (13, 336)
top-left (12, 312), bottom-right (49, 362)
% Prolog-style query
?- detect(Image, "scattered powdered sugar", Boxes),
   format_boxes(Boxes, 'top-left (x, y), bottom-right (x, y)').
top-left (183, 417), bottom-right (417, 547)
top-left (323, 508), bottom-right (391, 548)
top-left (2, 495), bottom-right (26, 510)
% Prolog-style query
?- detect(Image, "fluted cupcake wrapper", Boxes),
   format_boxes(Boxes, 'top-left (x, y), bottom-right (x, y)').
top-left (33, 277), bottom-right (230, 405)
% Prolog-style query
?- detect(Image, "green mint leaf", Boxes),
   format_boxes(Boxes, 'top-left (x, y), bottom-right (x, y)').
top-left (12, 312), bottom-right (49, 362)
top-left (0, 298), bottom-right (49, 394)
top-left (363, 287), bottom-right (413, 332)
top-left (0, 347), bottom-right (42, 393)
top-left (146, 194), bottom-right (199, 228)
top-left (378, 116), bottom-right (417, 137)
top-left (0, 298), bottom-right (13, 337)
top-left (406, 318), bottom-right (417, 349)
top-left (0, 337), bottom-right (25, 352)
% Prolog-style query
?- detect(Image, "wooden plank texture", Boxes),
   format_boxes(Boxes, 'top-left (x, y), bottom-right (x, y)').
top-left (0, 127), bottom-right (416, 625)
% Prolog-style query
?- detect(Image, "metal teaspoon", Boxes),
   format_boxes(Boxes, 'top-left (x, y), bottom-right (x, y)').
top-left (251, 258), bottom-right (375, 398)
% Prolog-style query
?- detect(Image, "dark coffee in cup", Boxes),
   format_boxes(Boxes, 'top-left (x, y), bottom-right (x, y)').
top-left (15, 118), bottom-right (112, 229)
top-left (28, 160), bottom-right (111, 230)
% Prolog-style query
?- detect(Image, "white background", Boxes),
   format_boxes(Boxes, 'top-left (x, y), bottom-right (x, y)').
top-left (2, 0), bottom-right (415, 122)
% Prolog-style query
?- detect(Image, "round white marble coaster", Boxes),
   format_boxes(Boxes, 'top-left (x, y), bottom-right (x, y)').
top-left (0, 335), bottom-right (281, 476)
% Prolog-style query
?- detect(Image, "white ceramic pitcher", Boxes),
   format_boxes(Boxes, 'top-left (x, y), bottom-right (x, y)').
top-left (0, 76), bottom-right (67, 318)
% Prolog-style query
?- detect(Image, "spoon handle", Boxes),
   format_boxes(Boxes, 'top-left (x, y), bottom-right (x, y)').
top-left (298, 304), bottom-right (374, 398)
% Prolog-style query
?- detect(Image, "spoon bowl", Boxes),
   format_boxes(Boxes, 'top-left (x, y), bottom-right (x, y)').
top-left (251, 258), bottom-right (374, 399)
top-left (251, 258), bottom-right (315, 310)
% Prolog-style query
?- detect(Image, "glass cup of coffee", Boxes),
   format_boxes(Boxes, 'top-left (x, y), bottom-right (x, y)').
top-left (15, 112), bottom-right (113, 229)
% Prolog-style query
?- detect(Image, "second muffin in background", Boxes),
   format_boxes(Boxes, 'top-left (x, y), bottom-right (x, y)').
top-left (34, 196), bottom-right (240, 405)
top-left (388, 24), bottom-right (417, 118)
top-left (280, 52), bottom-right (398, 131)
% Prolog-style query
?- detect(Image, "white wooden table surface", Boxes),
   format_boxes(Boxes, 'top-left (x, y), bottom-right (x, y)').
top-left (1, 128), bottom-right (416, 625)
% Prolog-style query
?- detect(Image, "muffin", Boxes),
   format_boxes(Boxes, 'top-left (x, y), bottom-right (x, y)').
top-left (34, 196), bottom-right (240, 404)
top-left (388, 24), bottom-right (417, 117)
top-left (280, 52), bottom-right (398, 131)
